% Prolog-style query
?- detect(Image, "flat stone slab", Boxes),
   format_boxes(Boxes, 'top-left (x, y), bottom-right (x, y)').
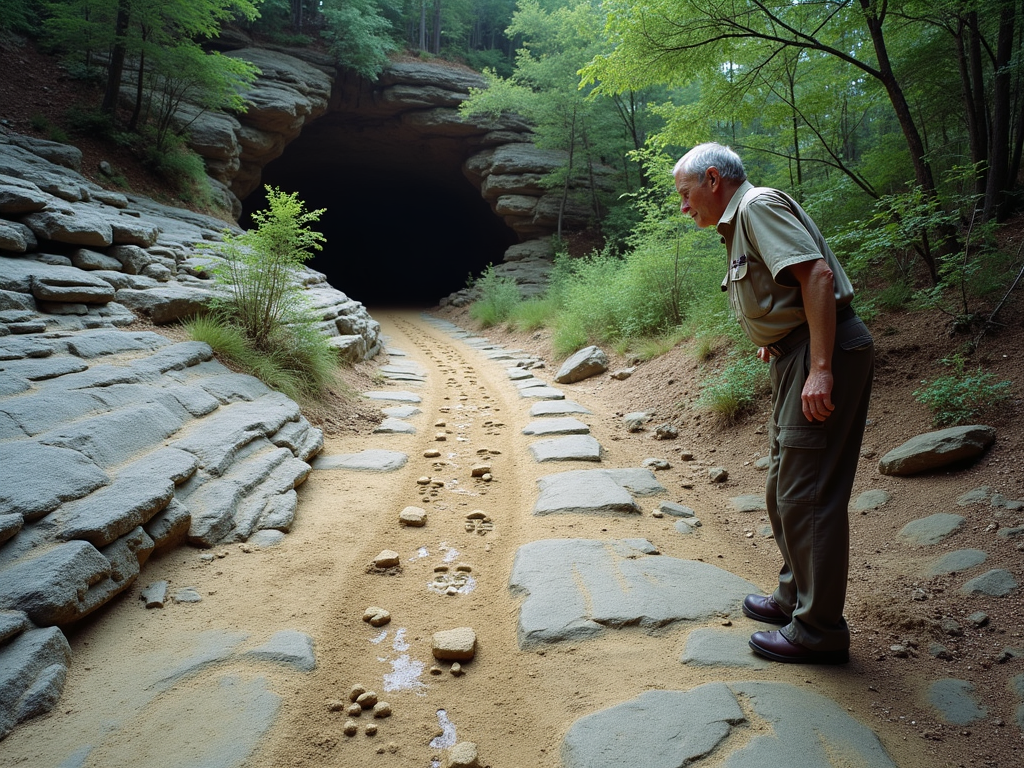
top-left (730, 494), bottom-right (766, 512)
top-left (509, 538), bottom-right (757, 648)
top-left (853, 489), bottom-right (892, 511)
top-left (606, 468), bottom-right (666, 496)
top-left (928, 678), bottom-right (987, 725)
top-left (519, 386), bottom-right (564, 400)
top-left (381, 406), bottom-right (421, 419)
top-left (522, 418), bottom-right (590, 436)
top-left (311, 450), bottom-right (408, 472)
top-left (562, 682), bottom-right (897, 768)
top-left (529, 435), bottom-right (602, 463)
top-left (243, 630), bottom-right (316, 672)
top-left (529, 400), bottom-right (591, 416)
top-left (897, 513), bottom-right (965, 546)
top-left (506, 367), bottom-right (534, 381)
top-left (961, 568), bottom-right (1018, 596)
top-left (879, 425), bottom-right (996, 476)
top-left (362, 390), bottom-right (422, 403)
top-left (680, 628), bottom-right (769, 669)
top-left (373, 418), bottom-right (416, 435)
top-left (533, 470), bottom-right (640, 516)
top-left (928, 549), bottom-right (987, 576)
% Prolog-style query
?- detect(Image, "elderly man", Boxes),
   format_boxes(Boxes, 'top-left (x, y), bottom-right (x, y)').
top-left (674, 143), bottom-right (873, 664)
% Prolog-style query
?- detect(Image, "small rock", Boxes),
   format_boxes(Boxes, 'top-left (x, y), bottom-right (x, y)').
top-left (346, 703), bottom-right (362, 717)
top-left (481, 473), bottom-right (493, 482)
top-left (140, 580), bottom-right (168, 608)
top-left (654, 424), bottom-right (678, 440)
top-left (450, 662), bottom-right (463, 676)
top-left (754, 456), bottom-right (770, 470)
top-left (708, 466), bottom-right (729, 483)
top-left (435, 432), bottom-right (447, 441)
top-left (424, 449), bottom-right (441, 458)
top-left (357, 691), bottom-right (379, 709)
top-left (446, 741), bottom-right (481, 768)
top-left (642, 458), bottom-right (671, 470)
top-left (174, 587), bottom-right (202, 603)
top-left (349, 684), bottom-right (367, 702)
top-left (399, 506), bottom-right (427, 527)
top-left (610, 367), bottom-right (636, 380)
top-left (941, 618), bottom-right (963, 637)
top-left (435, 420), bottom-right (446, 427)
top-left (343, 720), bottom-right (358, 737)
top-left (432, 627), bottom-right (477, 661)
top-left (363, 606), bottom-right (392, 627)
top-left (372, 701), bottom-right (392, 718)
top-left (470, 464), bottom-right (491, 477)
top-left (968, 612), bottom-right (990, 628)
top-left (417, 476), bottom-right (431, 485)
top-left (327, 700), bottom-right (346, 712)
top-left (365, 724), bottom-right (378, 736)
top-left (373, 550), bottom-right (401, 569)
top-left (430, 665), bottom-right (443, 675)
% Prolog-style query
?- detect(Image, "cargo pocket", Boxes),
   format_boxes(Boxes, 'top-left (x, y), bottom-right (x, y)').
top-left (776, 425), bottom-right (826, 503)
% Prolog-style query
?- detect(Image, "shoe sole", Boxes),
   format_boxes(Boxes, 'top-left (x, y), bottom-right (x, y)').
top-left (748, 639), bottom-right (850, 665)
top-left (740, 603), bottom-right (790, 625)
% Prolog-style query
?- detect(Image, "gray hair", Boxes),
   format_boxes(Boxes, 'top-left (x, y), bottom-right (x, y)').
top-left (673, 142), bottom-right (747, 183)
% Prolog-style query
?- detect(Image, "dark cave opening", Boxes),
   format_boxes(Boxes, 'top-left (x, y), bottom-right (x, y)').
top-left (241, 153), bottom-right (518, 308)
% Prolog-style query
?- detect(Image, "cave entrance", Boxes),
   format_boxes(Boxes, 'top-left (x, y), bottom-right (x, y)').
top-left (241, 115), bottom-right (518, 308)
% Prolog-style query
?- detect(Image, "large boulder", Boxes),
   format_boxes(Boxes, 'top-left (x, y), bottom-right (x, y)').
top-left (555, 346), bottom-right (609, 384)
top-left (878, 425), bottom-right (997, 476)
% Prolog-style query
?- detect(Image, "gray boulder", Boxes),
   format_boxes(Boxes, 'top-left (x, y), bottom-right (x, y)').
top-left (555, 345), bottom-right (609, 384)
top-left (879, 425), bottom-right (996, 476)
top-left (0, 626), bottom-right (72, 738)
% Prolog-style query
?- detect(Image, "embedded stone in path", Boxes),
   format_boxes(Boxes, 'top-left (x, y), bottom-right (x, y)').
top-left (896, 513), bottom-right (965, 546)
top-left (606, 468), bottom-right (666, 496)
top-left (529, 435), bottom-right (602, 463)
top-left (382, 405), bottom-right (421, 419)
top-left (312, 450), bottom-right (408, 472)
top-left (509, 539), bottom-right (756, 647)
top-left (515, 377), bottom-right (549, 390)
top-left (680, 628), bottom-right (769, 669)
top-left (878, 424), bottom-right (996, 476)
top-left (853, 489), bottom-right (892, 511)
top-left (506, 367), bottom-right (534, 381)
top-left (561, 682), bottom-right (897, 768)
top-left (522, 417), bottom-right (590, 436)
top-left (373, 418), bottom-right (416, 435)
top-left (244, 630), bottom-right (316, 672)
top-left (519, 386), bottom-right (564, 400)
top-left (928, 549), bottom-right (987, 576)
top-left (362, 390), bottom-right (422, 403)
top-left (961, 568), bottom-right (1018, 597)
top-left (730, 494), bottom-right (766, 512)
top-left (927, 678), bottom-right (987, 725)
top-left (529, 400), bottom-right (591, 416)
top-left (533, 471), bottom-right (640, 516)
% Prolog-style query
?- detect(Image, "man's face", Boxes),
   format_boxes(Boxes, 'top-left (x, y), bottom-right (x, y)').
top-left (674, 169), bottom-right (718, 229)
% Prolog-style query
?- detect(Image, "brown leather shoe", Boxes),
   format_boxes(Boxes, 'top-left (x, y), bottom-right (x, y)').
top-left (741, 594), bottom-right (790, 624)
top-left (749, 630), bottom-right (849, 665)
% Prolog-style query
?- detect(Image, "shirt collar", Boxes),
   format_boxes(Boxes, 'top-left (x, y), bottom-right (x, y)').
top-left (716, 180), bottom-right (754, 233)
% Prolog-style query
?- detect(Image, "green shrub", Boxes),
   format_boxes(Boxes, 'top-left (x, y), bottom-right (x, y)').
top-left (142, 135), bottom-right (213, 207)
top-left (509, 295), bottom-right (559, 332)
top-left (468, 266), bottom-right (521, 328)
top-left (913, 354), bottom-right (1012, 426)
top-left (65, 105), bottom-right (115, 139)
top-left (694, 352), bottom-right (770, 423)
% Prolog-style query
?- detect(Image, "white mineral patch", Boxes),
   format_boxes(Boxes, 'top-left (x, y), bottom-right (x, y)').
top-left (429, 709), bottom-right (457, 749)
top-left (383, 655), bottom-right (425, 692)
top-left (369, 630), bottom-right (388, 645)
top-left (393, 628), bottom-right (410, 652)
top-left (411, 547), bottom-right (430, 561)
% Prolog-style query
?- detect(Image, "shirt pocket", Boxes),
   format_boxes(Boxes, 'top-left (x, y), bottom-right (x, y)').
top-left (730, 258), bottom-right (773, 319)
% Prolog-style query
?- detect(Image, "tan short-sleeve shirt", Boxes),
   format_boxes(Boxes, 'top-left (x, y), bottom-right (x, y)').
top-left (716, 181), bottom-right (854, 346)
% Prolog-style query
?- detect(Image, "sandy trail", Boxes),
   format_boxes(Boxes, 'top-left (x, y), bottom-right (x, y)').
top-left (0, 309), bottom-right (931, 768)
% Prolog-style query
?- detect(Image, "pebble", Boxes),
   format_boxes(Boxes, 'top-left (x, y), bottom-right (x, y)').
top-left (365, 724), bottom-right (378, 736)
top-left (424, 449), bottom-right (441, 458)
top-left (446, 741), bottom-right (480, 768)
top-left (372, 702), bottom-right (392, 718)
top-left (481, 473), bottom-right (493, 482)
top-left (417, 476), bottom-right (431, 485)
top-left (968, 612), bottom-right (990, 627)
top-left (470, 464), bottom-right (491, 477)
top-left (432, 627), bottom-right (477, 661)
top-left (708, 466), bottom-right (729, 482)
top-left (349, 684), bottom-right (367, 702)
top-left (343, 720), bottom-right (358, 737)
top-left (450, 663), bottom-right (464, 677)
top-left (346, 703), bottom-right (362, 717)
top-left (435, 420), bottom-right (446, 427)
top-left (466, 510), bottom-right (487, 519)
top-left (435, 433), bottom-right (447, 441)
top-left (430, 665), bottom-right (443, 675)
top-left (373, 550), bottom-right (401, 569)
top-left (357, 691), bottom-right (379, 708)
top-left (328, 700), bottom-right (346, 712)
top-left (399, 506), bottom-right (427, 527)
top-left (363, 606), bottom-right (392, 627)
top-left (431, 479), bottom-right (445, 487)
top-left (140, 581), bottom-right (168, 609)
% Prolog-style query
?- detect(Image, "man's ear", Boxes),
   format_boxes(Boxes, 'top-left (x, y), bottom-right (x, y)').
top-left (707, 167), bottom-right (719, 190)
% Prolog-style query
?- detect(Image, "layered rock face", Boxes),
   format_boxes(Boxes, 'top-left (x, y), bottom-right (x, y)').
top-left (0, 130), bottom-right (380, 737)
top-left (181, 45), bottom-right (605, 300)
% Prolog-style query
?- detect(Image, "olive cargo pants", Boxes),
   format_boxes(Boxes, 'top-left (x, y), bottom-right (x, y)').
top-left (766, 315), bottom-right (874, 651)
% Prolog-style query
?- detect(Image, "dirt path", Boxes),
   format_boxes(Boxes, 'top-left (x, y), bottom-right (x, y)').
top-left (0, 309), bottom-right (993, 768)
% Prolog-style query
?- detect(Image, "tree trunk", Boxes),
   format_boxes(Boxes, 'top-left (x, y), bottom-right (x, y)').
top-left (128, 48), bottom-right (146, 131)
top-left (292, 0), bottom-right (304, 32)
top-left (982, 0), bottom-right (1016, 222)
top-left (101, 0), bottom-right (131, 115)
top-left (953, 17), bottom-right (987, 198)
top-left (432, 0), bottom-right (442, 54)
top-left (419, 0), bottom-right (426, 51)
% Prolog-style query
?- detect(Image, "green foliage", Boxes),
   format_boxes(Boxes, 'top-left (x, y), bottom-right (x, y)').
top-left (508, 295), bottom-right (559, 332)
top-left (65, 105), bottom-right (116, 138)
top-left (320, 0), bottom-right (401, 79)
top-left (1, 0), bottom-right (36, 33)
top-left (468, 266), bottom-right (521, 327)
top-left (29, 113), bottom-right (69, 143)
top-left (141, 132), bottom-right (214, 206)
top-left (694, 352), bottom-right (770, 423)
top-left (913, 354), bottom-right (1012, 426)
top-left (208, 186), bottom-right (326, 350)
top-left (185, 312), bottom-right (338, 403)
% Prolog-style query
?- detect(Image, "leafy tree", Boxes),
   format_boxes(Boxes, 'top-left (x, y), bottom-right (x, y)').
top-left (320, 0), bottom-right (402, 79)
top-left (1, 0), bottom-right (38, 33)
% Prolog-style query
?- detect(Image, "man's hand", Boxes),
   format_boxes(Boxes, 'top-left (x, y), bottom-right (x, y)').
top-left (757, 346), bottom-right (771, 363)
top-left (802, 368), bottom-right (835, 421)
